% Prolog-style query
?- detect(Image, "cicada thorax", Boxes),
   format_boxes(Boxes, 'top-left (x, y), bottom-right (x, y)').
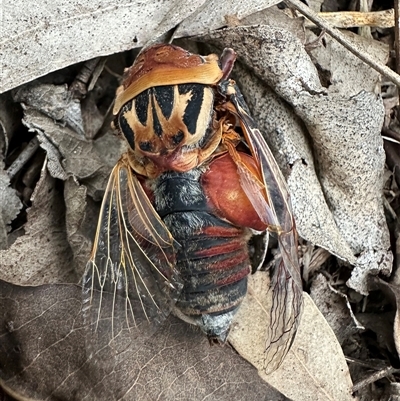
top-left (113, 43), bottom-right (225, 178)
top-left (116, 83), bottom-right (222, 177)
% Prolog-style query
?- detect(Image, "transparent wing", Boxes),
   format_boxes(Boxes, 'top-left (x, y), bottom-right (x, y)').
top-left (82, 157), bottom-right (182, 341)
top-left (223, 83), bottom-right (303, 373)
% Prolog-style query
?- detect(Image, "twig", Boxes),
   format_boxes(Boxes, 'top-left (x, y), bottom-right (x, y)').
top-left (304, 9), bottom-right (394, 28)
top-left (69, 58), bottom-right (101, 99)
top-left (383, 138), bottom-right (400, 189)
top-left (284, 0), bottom-right (400, 89)
top-left (345, 356), bottom-right (385, 370)
top-left (358, 0), bottom-right (373, 39)
top-left (87, 58), bottom-right (107, 92)
top-left (382, 136), bottom-right (400, 144)
top-left (6, 136), bottom-right (40, 180)
top-left (383, 127), bottom-right (400, 143)
top-left (395, 0), bottom-right (400, 75)
top-left (353, 366), bottom-right (400, 392)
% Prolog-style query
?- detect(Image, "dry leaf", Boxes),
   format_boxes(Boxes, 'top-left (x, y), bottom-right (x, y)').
top-left (0, 92), bottom-right (22, 158)
top-left (229, 272), bottom-right (355, 401)
top-left (0, 1), bottom-right (206, 93)
top-left (175, 0), bottom-right (281, 37)
top-left (0, 167), bottom-right (76, 285)
top-left (0, 280), bottom-right (291, 401)
top-left (0, 1), bottom-right (282, 94)
top-left (16, 82), bottom-right (124, 199)
top-left (307, 29), bottom-right (388, 95)
top-left (64, 178), bottom-right (94, 278)
top-left (0, 94), bottom-right (23, 250)
top-left (13, 83), bottom-right (85, 136)
top-left (239, 6), bottom-right (305, 42)
top-left (310, 274), bottom-right (363, 345)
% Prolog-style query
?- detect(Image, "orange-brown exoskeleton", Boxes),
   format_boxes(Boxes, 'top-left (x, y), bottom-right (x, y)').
top-left (83, 44), bottom-right (303, 372)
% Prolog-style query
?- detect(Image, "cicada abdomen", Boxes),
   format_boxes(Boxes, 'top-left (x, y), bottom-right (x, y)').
top-left (146, 153), bottom-right (269, 342)
top-left (83, 43), bottom-right (303, 371)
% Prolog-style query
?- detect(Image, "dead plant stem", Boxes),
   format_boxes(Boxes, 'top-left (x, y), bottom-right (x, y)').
top-left (284, 0), bottom-right (400, 89)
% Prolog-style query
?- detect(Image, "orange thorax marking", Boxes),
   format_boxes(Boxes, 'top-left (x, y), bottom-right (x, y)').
top-left (202, 153), bottom-right (268, 231)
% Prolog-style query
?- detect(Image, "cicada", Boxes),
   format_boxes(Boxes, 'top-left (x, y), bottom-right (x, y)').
top-left (82, 44), bottom-right (303, 372)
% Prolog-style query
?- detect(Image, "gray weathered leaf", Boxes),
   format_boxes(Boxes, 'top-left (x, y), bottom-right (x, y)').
top-left (64, 178), bottom-right (94, 278)
top-left (306, 29), bottom-right (388, 95)
top-left (0, 166), bottom-right (76, 285)
top-left (13, 83), bottom-right (85, 136)
top-left (16, 82), bottom-right (125, 199)
top-left (0, 1), bottom-right (280, 93)
top-left (175, 0), bottom-right (281, 37)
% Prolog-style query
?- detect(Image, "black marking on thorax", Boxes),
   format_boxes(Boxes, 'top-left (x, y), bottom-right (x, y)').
top-left (117, 83), bottom-right (211, 151)
top-left (150, 94), bottom-right (163, 137)
top-left (179, 84), bottom-right (204, 135)
top-left (118, 103), bottom-right (135, 149)
top-left (153, 86), bottom-right (174, 119)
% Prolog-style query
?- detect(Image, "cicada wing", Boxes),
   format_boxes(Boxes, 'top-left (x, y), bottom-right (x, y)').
top-left (225, 85), bottom-right (303, 373)
top-left (82, 159), bottom-right (182, 342)
top-left (262, 231), bottom-right (303, 373)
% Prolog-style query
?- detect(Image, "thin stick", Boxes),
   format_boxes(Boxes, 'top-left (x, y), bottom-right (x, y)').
top-left (353, 366), bottom-right (400, 392)
top-left (304, 9), bottom-right (394, 28)
top-left (284, 0), bottom-right (400, 89)
top-left (395, 0), bottom-right (400, 75)
top-left (7, 136), bottom-right (40, 180)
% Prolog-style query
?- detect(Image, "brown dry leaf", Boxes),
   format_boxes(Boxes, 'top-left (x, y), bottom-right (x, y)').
top-left (201, 25), bottom-right (392, 295)
top-left (0, 166), bottom-right (76, 285)
top-left (229, 272), bottom-right (355, 401)
top-left (0, 280), bottom-right (291, 401)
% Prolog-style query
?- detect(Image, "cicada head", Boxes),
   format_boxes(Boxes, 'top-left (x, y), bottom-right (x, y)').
top-left (113, 44), bottom-right (224, 177)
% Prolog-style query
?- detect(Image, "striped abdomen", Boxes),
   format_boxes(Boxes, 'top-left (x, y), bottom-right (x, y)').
top-left (150, 157), bottom-right (261, 342)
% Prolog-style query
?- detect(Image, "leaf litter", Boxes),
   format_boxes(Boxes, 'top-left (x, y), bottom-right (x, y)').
top-left (1, 0), bottom-right (400, 400)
